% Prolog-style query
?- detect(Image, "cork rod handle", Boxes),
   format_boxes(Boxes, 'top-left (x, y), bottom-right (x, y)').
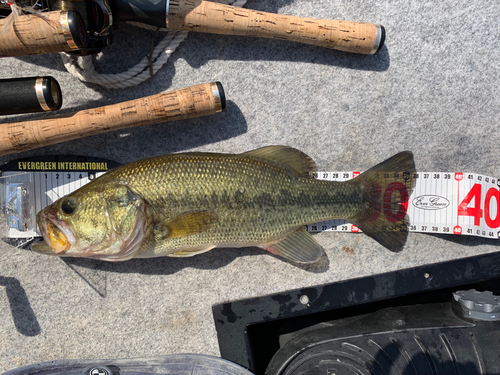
top-left (168, 0), bottom-right (385, 55)
top-left (0, 10), bottom-right (86, 58)
top-left (0, 82), bottom-right (226, 157)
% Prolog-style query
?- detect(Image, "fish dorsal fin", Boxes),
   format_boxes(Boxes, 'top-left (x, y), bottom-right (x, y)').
top-left (241, 146), bottom-right (317, 177)
top-left (263, 228), bottom-right (323, 264)
top-left (157, 210), bottom-right (218, 239)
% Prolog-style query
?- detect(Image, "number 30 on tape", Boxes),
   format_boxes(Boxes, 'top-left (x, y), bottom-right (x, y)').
top-left (311, 171), bottom-right (500, 239)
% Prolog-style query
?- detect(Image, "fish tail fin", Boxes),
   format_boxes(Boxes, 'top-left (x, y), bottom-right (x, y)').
top-left (352, 151), bottom-right (416, 252)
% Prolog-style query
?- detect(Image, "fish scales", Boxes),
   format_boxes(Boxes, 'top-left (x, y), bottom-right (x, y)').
top-left (89, 153), bottom-right (364, 256)
top-left (33, 146), bottom-right (415, 263)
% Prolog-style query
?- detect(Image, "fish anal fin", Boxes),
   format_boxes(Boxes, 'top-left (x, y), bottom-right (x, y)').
top-left (353, 151), bottom-right (416, 252)
top-left (264, 228), bottom-right (323, 264)
top-left (241, 146), bottom-right (317, 177)
top-left (158, 210), bottom-right (218, 239)
top-left (167, 245), bottom-right (216, 257)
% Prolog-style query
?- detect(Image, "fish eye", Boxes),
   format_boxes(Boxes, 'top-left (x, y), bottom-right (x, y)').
top-left (60, 197), bottom-right (77, 215)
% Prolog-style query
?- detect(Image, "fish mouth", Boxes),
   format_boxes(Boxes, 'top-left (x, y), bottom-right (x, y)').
top-left (35, 211), bottom-right (75, 255)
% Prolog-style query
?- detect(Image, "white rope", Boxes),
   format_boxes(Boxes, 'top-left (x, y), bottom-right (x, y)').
top-left (62, 0), bottom-right (247, 89)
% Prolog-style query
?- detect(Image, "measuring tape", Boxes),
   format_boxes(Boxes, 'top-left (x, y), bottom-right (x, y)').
top-left (2, 157), bottom-right (499, 240)
top-left (309, 171), bottom-right (500, 239)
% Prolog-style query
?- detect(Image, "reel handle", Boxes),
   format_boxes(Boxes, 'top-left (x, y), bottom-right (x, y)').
top-left (0, 82), bottom-right (226, 156)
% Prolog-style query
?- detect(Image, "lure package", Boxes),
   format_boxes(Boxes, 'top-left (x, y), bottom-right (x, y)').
top-left (0, 156), bottom-right (117, 239)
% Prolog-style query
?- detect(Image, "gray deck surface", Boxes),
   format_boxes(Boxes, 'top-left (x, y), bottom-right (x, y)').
top-left (0, 0), bottom-right (499, 372)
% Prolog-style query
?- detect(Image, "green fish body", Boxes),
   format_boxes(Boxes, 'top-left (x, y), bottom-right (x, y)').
top-left (34, 146), bottom-right (415, 263)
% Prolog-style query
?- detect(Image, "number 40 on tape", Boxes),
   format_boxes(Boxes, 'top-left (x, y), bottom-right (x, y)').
top-left (455, 173), bottom-right (500, 237)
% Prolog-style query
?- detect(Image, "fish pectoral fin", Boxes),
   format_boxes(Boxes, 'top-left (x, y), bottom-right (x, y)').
top-left (157, 210), bottom-right (218, 239)
top-left (241, 146), bottom-right (317, 177)
top-left (167, 245), bottom-right (216, 257)
top-left (31, 241), bottom-right (54, 254)
top-left (263, 228), bottom-right (323, 264)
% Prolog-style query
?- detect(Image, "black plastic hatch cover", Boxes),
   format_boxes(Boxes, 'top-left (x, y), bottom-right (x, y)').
top-left (266, 300), bottom-right (500, 375)
top-left (212, 251), bottom-right (500, 374)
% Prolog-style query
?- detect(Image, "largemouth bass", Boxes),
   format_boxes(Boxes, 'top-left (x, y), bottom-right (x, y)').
top-left (33, 146), bottom-right (415, 263)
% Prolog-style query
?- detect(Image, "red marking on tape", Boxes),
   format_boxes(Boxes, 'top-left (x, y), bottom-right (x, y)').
top-left (484, 188), bottom-right (500, 229)
top-left (455, 172), bottom-right (463, 181)
top-left (353, 171), bottom-right (361, 178)
top-left (458, 184), bottom-right (483, 226)
top-left (453, 226), bottom-right (462, 235)
top-left (383, 182), bottom-right (409, 222)
top-left (351, 225), bottom-right (359, 232)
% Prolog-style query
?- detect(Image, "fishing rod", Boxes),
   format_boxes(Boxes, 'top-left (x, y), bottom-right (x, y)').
top-left (112, 0), bottom-right (385, 55)
top-left (1, 0), bottom-right (384, 57)
top-left (0, 81), bottom-right (225, 156)
top-left (0, 76), bottom-right (62, 115)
